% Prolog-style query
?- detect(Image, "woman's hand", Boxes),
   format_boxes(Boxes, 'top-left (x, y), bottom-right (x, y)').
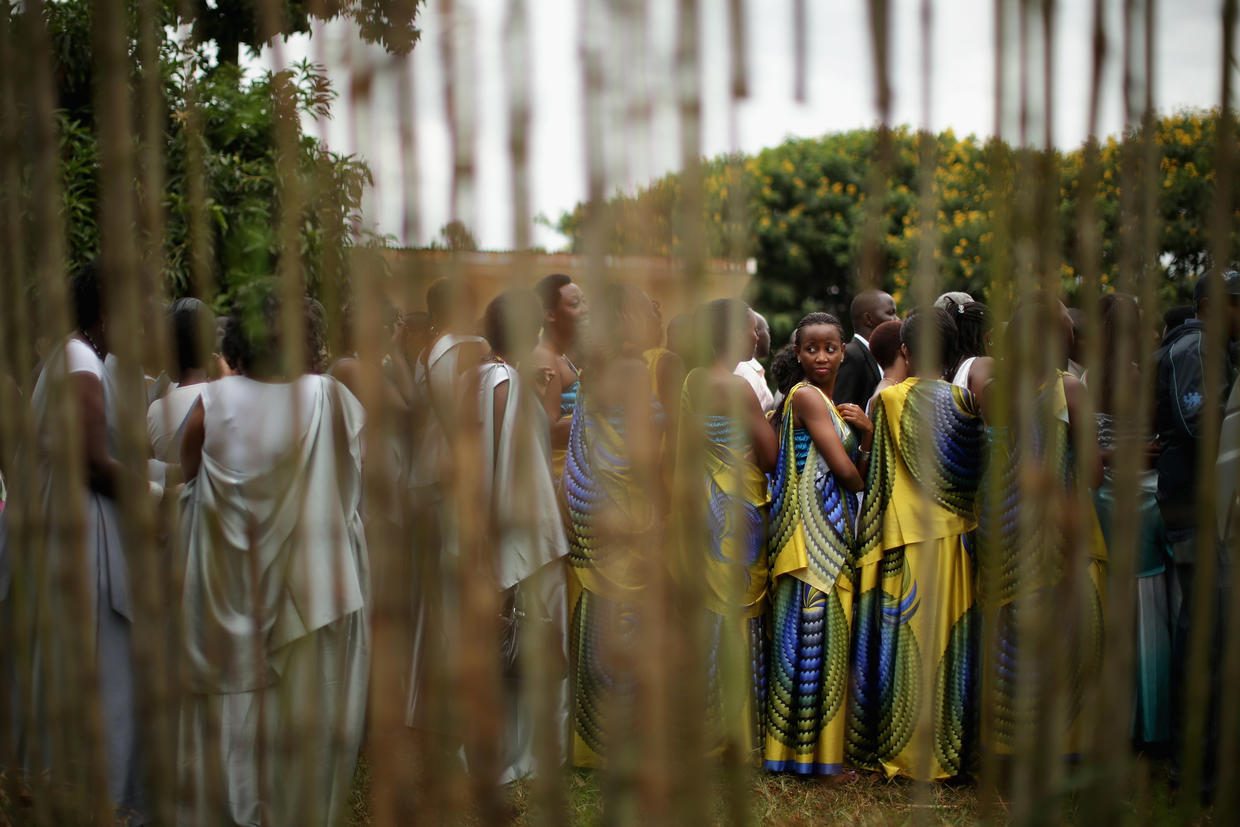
top-left (835, 403), bottom-right (873, 438)
top-left (792, 388), bottom-right (866, 493)
top-left (535, 366), bottom-right (556, 395)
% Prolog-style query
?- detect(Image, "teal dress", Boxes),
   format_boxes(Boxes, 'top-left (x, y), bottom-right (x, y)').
top-left (1093, 412), bottom-right (1174, 745)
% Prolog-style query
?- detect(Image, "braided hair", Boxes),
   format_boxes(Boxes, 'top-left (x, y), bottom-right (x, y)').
top-left (792, 312), bottom-right (845, 347)
top-left (788, 311), bottom-right (846, 384)
top-left (944, 300), bottom-right (992, 374)
top-left (768, 343), bottom-right (800, 397)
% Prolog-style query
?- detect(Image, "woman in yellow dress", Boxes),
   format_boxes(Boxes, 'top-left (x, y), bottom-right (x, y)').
top-left (626, 284), bottom-right (685, 487)
top-left (561, 286), bottom-right (668, 769)
top-left (764, 312), bottom-right (873, 775)
top-left (847, 308), bottom-right (986, 780)
top-left (672, 299), bottom-right (777, 755)
top-left (977, 301), bottom-right (1107, 758)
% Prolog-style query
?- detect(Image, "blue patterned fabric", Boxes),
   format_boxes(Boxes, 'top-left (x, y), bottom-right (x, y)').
top-left (791, 427), bottom-right (813, 474)
top-left (560, 379), bottom-right (580, 419)
top-left (763, 382), bottom-right (859, 774)
top-left (702, 413), bottom-right (749, 453)
top-left (846, 378), bottom-right (985, 779)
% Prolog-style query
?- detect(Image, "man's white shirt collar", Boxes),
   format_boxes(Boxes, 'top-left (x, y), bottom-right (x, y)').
top-left (853, 333), bottom-right (882, 378)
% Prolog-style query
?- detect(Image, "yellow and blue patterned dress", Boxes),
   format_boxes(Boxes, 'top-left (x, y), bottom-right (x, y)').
top-left (977, 372), bottom-right (1107, 756)
top-left (847, 378), bottom-right (985, 780)
top-left (643, 347), bottom-right (672, 393)
top-left (550, 361), bottom-right (580, 484)
top-left (763, 381), bottom-right (859, 774)
top-left (561, 384), bottom-right (660, 768)
top-left (672, 370), bottom-right (771, 755)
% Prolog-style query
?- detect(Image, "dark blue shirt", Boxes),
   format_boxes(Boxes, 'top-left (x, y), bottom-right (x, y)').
top-left (1154, 319), bottom-right (1236, 538)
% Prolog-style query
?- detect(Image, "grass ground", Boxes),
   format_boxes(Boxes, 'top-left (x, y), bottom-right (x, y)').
top-left (347, 759), bottom-right (982, 826)
top-left (0, 754), bottom-right (1191, 825)
top-left (346, 753), bottom-right (1192, 826)
top-left (533, 770), bottom-right (983, 826)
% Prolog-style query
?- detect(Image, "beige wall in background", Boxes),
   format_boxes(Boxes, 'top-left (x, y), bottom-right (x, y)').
top-left (365, 248), bottom-right (752, 320)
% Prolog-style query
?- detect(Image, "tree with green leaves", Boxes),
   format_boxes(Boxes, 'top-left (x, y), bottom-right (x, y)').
top-left (12, 0), bottom-right (422, 308)
top-left (432, 219), bottom-right (480, 252)
top-left (178, 0), bottom-right (421, 68)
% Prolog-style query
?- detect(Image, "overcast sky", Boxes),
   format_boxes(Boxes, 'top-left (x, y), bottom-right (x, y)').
top-left (260, 0), bottom-right (1232, 251)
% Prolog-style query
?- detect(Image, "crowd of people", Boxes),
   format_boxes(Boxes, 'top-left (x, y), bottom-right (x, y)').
top-left (1, 260), bottom-right (1239, 824)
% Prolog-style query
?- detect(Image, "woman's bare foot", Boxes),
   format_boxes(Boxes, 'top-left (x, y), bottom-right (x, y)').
top-left (819, 770), bottom-right (861, 787)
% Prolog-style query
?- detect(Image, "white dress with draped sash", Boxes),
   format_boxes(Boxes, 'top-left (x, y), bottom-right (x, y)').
top-left (0, 337), bottom-right (144, 817)
top-left (476, 361), bottom-right (568, 782)
top-left (176, 374), bottom-right (369, 827)
top-left (405, 335), bottom-right (485, 731)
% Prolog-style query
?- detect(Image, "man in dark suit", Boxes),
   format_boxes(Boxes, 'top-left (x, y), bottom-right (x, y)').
top-left (833, 289), bottom-right (898, 407)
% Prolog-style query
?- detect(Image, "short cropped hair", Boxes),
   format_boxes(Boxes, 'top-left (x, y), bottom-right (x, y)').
top-left (867, 319), bottom-right (904, 370)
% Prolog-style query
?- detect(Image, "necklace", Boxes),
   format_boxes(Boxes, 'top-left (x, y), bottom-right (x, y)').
top-left (80, 329), bottom-right (105, 361)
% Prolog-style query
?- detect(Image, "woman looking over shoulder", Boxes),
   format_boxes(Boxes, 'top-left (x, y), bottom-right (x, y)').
top-left (764, 312), bottom-right (872, 776)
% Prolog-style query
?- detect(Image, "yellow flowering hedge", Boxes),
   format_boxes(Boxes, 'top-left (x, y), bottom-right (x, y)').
top-left (556, 109), bottom-right (1238, 337)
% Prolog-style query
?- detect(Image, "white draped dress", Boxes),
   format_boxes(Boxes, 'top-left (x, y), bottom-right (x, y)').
top-left (146, 383), bottom-right (204, 464)
top-left (475, 361), bottom-right (569, 782)
top-left (176, 374), bottom-right (369, 827)
top-left (405, 334), bottom-right (484, 731)
top-left (0, 337), bottom-right (144, 817)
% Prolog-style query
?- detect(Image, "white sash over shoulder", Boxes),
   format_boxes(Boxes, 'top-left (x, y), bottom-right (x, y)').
top-left (179, 375), bottom-right (368, 694)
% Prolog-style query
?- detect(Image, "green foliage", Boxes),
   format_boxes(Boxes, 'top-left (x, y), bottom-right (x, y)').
top-left (1149, 113), bottom-right (1238, 282)
top-left (16, 0), bottom-right (377, 309)
top-left (177, 0), bottom-right (423, 67)
top-left (429, 219), bottom-right (480, 252)
top-left (557, 111), bottom-right (1240, 333)
top-left (161, 60), bottom-right (372, 303)
top-left (58, 115), bottom-right (101, 266)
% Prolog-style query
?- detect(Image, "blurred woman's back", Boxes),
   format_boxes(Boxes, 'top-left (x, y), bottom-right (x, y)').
top-left (176, 289), bottom-right (369, 827)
